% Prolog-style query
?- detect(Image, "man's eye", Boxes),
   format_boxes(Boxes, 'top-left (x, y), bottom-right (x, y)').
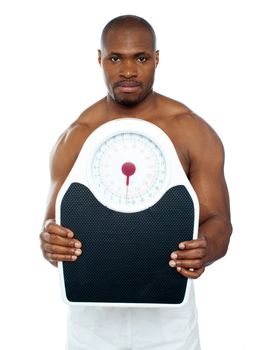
top-left (137, 57), bottom-right (147, 63)
top-left (110, 56), bottom-right (120, 62)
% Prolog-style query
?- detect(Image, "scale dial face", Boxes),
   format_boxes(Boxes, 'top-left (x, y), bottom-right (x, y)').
top-left (90, 132), bottom-right (167, 212)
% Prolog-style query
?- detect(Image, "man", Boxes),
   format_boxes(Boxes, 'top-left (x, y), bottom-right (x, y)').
top-left (40, 15), bottom-right (232, 350)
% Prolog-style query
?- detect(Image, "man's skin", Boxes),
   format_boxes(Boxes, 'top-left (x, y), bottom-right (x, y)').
top-left (40, 20), bottom-right (232, 280)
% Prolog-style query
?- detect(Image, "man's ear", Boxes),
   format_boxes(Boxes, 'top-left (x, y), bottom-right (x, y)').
top-left (98, 49), bottom-right (102, 65)
top-left (155, 50), bottom-right (160, 67)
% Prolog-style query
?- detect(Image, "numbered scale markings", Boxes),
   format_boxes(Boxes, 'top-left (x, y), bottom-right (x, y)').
top-left (91, 133), bottom-right (166, 208)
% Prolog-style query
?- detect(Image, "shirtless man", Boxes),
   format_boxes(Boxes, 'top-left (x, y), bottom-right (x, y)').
top-left (40, 15), bottom-right (232, 350)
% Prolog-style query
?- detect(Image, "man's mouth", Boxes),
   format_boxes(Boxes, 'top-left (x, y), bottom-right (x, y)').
top-left (114, 80), bottom-right (142, 93)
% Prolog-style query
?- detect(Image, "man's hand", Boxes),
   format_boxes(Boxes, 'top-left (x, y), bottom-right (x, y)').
top-left (40, 219), bottom-right (82, 267)
top-left (169, 233), bottom-right (208, 279)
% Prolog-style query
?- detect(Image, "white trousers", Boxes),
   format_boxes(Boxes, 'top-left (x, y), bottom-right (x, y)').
top-left (66, 282), bottom-right (201, 350)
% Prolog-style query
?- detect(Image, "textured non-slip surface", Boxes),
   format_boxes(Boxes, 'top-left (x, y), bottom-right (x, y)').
top-left (61, 182), bottom-right (194, 304)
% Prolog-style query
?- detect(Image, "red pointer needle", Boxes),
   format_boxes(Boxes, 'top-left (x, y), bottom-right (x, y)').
top-left (121, 162), bottom-right (136, 186)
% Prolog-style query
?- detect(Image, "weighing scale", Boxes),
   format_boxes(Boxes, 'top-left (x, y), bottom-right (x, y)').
top-left (56, 118), bottom-right (199, 307)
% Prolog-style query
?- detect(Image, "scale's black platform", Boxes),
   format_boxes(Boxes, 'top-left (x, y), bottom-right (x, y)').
top-left (61, 182), bottom-right (194, 305)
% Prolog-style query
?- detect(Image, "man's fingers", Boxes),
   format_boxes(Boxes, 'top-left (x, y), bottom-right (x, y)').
top-left (170, 236), bottom-right (208, 260)
top-left (40, 221), bottom-right (82, 263)
top-left (178, 237), bottom-right (207, 250)
top-left (176, 266), bottom-right (205, 279)
top-left (44, 221), bottom-right (74, 238)
top-left (43, 242), bottom-right (82, 256)
top-left (170, 247), bottom-right (205, 260)
top-left (44, 252), bottom-right (79, 262)
top-left (169, 258), bottom-right (203, 270)
top-left (40, 231), bottom-right (81, 248)
top-left (42, 243), bottom-right (82, 262)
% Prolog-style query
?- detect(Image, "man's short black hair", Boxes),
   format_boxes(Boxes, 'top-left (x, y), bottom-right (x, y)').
top-left (101, 15), bottom-right (157, 51)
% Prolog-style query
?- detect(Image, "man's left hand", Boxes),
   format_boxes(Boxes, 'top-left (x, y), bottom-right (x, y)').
top-left (169, 233), bottom-right (208, 279)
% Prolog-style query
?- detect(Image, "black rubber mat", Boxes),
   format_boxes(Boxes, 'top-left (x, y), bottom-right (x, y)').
top-left (61, 182), bottom-right (194, 304)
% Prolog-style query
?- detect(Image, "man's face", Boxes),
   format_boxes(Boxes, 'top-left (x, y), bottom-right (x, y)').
top-left (99, 27), bottom-right (159, 107)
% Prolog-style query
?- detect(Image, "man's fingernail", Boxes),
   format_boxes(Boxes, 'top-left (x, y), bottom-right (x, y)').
top-left (75, 249), bottom-right (82, 256)
top-left (177, 266), bottom-right (182, 272)
top-left (179, 243), bottom-right (185, 249)
top-left (75, 242), bottom-right (81, 248)
top-left (169, 260), bottom-right (176, 267)
top-left (171, 253), bottom-right (177, 259)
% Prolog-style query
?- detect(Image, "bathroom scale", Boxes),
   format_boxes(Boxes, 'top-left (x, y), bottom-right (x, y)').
top-left (56, 118), bottom-right (199, 307)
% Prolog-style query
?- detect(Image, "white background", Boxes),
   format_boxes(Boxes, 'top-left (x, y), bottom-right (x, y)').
top-left (1, 1), bottom-right (263, 349)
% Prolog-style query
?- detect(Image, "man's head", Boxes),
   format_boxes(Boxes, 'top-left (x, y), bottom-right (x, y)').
top-left (98, 15), bottom-right (159, 107)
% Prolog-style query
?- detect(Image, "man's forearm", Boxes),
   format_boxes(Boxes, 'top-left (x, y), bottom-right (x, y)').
top-left (199, 215), bottom-right (232, 266)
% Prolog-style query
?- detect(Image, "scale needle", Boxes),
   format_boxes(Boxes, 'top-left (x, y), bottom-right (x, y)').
top-left (121, 162), bottom-right (136, 203)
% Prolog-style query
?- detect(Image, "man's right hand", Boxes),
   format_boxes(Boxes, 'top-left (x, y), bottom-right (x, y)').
top-left (40, 219), bottom-right (82, 267)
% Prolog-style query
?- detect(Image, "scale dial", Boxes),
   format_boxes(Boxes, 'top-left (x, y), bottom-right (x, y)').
top-left (92, 132), bottom-right (166, 211)
top-left (89, 130), bottom-right (168, 213)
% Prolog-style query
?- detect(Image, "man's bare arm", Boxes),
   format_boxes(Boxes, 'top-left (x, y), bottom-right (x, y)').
top-left (169, 115), bottom-right (232, 278)
top-left (40, 123), bottom-right (91, 266)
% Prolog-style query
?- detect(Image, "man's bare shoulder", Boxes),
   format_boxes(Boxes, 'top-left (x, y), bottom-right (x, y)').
top-left (156, 93), bottom-right (192, 118)
top-left (156, 93), bottom-right (222, 142)
top-left (53, 98), bottom-right (107, 153)
top-left (155, 94), bottom-right (225, 173)
top-left (49, 99), bottom-right (108, 179)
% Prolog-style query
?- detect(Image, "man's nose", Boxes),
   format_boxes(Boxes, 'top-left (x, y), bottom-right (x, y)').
top-left (119, 60), bottom-right (137, 78)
